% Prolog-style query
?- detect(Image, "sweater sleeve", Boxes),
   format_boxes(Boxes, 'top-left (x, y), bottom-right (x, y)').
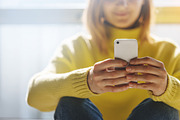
top-left (26, 39), bottom-right (97, 112)
top-left (150, 49), bottom-right (180, 110)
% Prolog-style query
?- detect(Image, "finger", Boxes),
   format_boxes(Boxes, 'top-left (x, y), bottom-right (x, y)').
top-left (126, 74), bottom-right (160, 83)
top-left (106, 67), bottom-right (115, 72)
top-left (99, 70), bottom-right (128, 79)
top-left (94, 59), bottom-right (128, 71)
top-left (104, 84), bottom-right (129, 93)
top-left (129, 82), bottom-right (154, 91)
top-left (126, 65), bottom-right (164, 77)
top-left (130, 57), bottom-right (164, 68)
top-left (102, 77), bottom-right (128, 86)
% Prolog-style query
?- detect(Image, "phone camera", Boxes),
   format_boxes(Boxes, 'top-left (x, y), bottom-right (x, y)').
top-left (117, 41), bottom-right (119, 44)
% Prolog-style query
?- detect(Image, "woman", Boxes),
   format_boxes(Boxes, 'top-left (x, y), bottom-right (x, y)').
top-left (27, 0), bottom-right (180, 119)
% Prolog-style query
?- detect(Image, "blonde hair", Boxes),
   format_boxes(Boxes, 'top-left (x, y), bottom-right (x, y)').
top-left (83, 0), bottom-right (154, 54)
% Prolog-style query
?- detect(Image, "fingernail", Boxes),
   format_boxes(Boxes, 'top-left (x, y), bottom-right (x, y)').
top-left (129, 84), bottom-right (133, 88)
top-left (127, 75), bottom-right (132, 80)
top-left (129, 83), bottom-right (133, 87)
top-left (126, 67), bottom-right (131, 71)
top-left (123, 62), bottom-right (128, 66)
top-left (130, 61), bottom-right (134, 64)
top-left (130, 59), bottom-right (136, 64)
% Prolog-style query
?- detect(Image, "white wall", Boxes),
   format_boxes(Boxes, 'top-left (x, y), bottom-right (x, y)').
top-left (0, 24), bottom-right (83, 119)
top-left (151, 24), bottom-right (180, 45)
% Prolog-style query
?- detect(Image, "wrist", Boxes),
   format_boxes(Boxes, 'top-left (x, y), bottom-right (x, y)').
top-left (87, 68), bottom-right (98, 94)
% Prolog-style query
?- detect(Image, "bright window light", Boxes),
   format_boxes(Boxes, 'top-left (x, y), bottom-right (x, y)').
top-left (153, 0), bottom-right (180, 7)
top-left (0, 0), bottom-right (179, 9)
top-left (0, 0), bottom-right (87, 9)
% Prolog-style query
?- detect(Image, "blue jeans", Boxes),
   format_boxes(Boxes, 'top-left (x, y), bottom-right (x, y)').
top-left (54, 97), bottom-right (179, 120)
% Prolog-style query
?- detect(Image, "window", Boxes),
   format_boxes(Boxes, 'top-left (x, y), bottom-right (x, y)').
top-left (0, 0), bottom-right (87, 9)
top-left (0, 0), bottom-right (179, 9)
top-left (154, 0), bottom-right (180, 7)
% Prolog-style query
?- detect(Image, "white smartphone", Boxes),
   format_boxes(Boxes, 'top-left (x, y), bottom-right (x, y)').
top-left (114, 39), bottom-right (138, 69)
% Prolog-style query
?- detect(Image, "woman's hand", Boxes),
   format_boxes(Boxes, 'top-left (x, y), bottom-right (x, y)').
top-left (87, 58), bottom-right (129, 94)
top-left (126, 57), bottom-right (168, 96)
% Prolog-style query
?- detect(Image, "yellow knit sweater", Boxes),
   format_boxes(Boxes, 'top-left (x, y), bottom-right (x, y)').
top-left (27, 25), bottom-right (180, 120)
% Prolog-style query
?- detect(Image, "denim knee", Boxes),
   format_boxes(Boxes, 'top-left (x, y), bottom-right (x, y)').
top-left (127, 98), bottom-right (179, 120)
top-left (54, 97), bottom-right (103, 120)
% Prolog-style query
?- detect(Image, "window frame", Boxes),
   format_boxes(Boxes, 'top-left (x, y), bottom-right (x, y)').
top-left (0, 8), bottom-right (83, 24)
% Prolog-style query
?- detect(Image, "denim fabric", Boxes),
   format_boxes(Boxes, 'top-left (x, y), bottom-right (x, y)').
top-left (127, 98), bottom-right (179, 120)
top-left (54, 97), bottom-right (103, 120)
top-left (54, 97), bottom-right (179, 120)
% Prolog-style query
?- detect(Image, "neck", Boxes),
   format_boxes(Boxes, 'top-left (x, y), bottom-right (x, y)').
top-left (104, 21), bottom-right (141, 30)
top-left (105, 22), bottom-right (142, 49)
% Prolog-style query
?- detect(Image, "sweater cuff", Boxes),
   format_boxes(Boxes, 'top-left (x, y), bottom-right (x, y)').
top-left (71, 67), bottom-right (99, 98)
top-left (149, 74), bottom-right (178, 102)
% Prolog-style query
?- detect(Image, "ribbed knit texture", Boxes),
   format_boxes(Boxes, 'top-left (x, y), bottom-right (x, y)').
top-left (150, 74), bottom-right (180, 104)
top-left (27, 24), bottom-right (180, 120)
top-left (70, 67), bottom-right (98, 98)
